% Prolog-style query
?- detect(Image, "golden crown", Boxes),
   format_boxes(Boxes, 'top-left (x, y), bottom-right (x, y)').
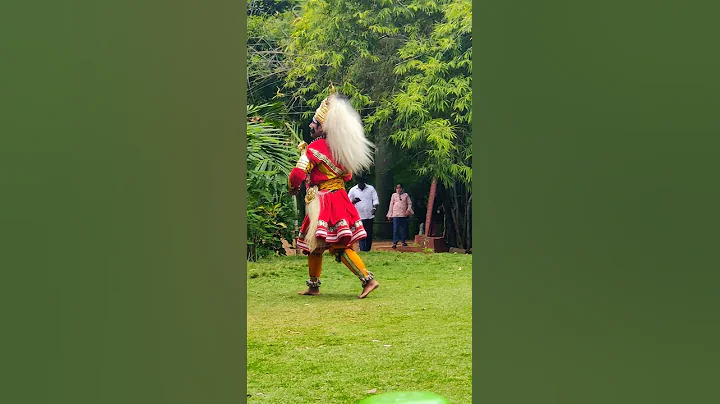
top-left (313, 84), bottom-right (337, 124)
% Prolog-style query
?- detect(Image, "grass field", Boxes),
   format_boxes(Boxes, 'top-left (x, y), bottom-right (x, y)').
top-left (247, 251), bottom-right (472, 403)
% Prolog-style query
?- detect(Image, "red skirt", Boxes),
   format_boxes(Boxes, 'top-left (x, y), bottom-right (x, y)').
top-left (296, 189), bottom-right (366, 252)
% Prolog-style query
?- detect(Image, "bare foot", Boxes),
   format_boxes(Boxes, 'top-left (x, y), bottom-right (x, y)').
top-left (357, 279), bottom-right (379, 299)
top-left (298, 287), bottom-right (320, 296)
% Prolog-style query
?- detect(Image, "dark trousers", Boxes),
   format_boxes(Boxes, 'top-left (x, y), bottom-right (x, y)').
top-left (392, 217), bottom-right (409, 245)
top-left (359, 218), bottom-right (374, 251)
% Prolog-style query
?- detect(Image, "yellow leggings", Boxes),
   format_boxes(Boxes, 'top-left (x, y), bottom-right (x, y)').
top-left (307, 243), bottom-right (373, 284)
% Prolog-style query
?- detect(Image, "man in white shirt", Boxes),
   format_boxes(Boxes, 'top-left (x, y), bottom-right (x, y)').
top-left (348, 176), bottom-right (380, 251)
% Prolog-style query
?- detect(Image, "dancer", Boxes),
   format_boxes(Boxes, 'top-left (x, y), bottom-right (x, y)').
top-left (288, 90), bottom-right (380, 298)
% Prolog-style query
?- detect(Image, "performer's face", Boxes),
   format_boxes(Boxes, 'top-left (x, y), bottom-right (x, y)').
top-left (309, 119), bottom-right (324, 138)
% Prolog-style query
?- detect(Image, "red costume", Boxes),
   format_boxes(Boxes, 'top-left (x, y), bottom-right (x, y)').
top-left (289, 138), bottom-right (366, 252)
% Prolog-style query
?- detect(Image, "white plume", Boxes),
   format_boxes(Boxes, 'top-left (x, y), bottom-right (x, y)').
top-left (304, 194), bottom-right (320, 252)
top-left (323, 94), bottom-right (374, 174)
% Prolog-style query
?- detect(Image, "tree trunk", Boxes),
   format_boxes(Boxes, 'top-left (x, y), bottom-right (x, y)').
top-left (425, 177), bottom-right (438, 236)
top-left (440, 190), bottom-right (453, 246)
top-left (451, 182), bottom-right (464, 248)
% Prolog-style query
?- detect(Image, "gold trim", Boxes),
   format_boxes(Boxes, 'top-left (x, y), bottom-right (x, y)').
top-left (317, 164), bottom-right (336, 177)
top-left (309, 148), bottom-right (343, 176)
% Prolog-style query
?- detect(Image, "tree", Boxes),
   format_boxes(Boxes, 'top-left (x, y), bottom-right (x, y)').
top-left (282, 0), bottom-right (472, 248)
top-left (247, 0), bottom-right (296, 16)
top-left (247, 1), bottom-right (299, 105)
top-left (368, 0), bottom-right (472, 248)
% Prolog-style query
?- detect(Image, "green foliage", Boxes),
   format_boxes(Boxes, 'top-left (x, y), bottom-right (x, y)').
top-left (279, 0), bottom-right (472, 248)
top-left (247, 103), bottom-right (302, 261)
top-left (372, 0), bottom-right (472, 188)
top-left (284, 0), bottom-right (431, 119)
top-left (247, 0), bottom-right (296, 16)
top-left (283, 0), bottom-right (471, 183)
top-left (247, 2), bottom-right (299, 105)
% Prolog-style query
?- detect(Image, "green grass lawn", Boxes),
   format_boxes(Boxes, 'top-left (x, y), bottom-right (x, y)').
top-left (247, 251), bottom-right (472, 403)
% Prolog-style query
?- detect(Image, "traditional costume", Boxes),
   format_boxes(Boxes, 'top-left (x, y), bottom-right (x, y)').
top-left (288, 91), bottom-right (378, 297)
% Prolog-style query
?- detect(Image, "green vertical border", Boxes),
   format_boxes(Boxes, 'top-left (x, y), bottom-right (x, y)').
top-left (2, 1), bottom-right (247, 403)
top-left (471, 0), bottom-right (480, 400)
top-left (476, 1), bottom-right (720, 403)
top-left (240, 0), bottom-right (249, 399)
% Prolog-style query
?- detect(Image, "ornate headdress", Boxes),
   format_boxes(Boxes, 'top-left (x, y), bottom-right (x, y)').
top-left (313, 97), bottom-right (331, 124)
top-left (313, 84), bottom-right (335, 124)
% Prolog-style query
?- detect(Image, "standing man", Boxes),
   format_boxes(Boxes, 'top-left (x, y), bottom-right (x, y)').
top-left (386, 184), bottom-right (413, 249)
top-left (288, 90), bottom-right (380, 299)
top-left (348, 176), bottom-right (380, 252)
